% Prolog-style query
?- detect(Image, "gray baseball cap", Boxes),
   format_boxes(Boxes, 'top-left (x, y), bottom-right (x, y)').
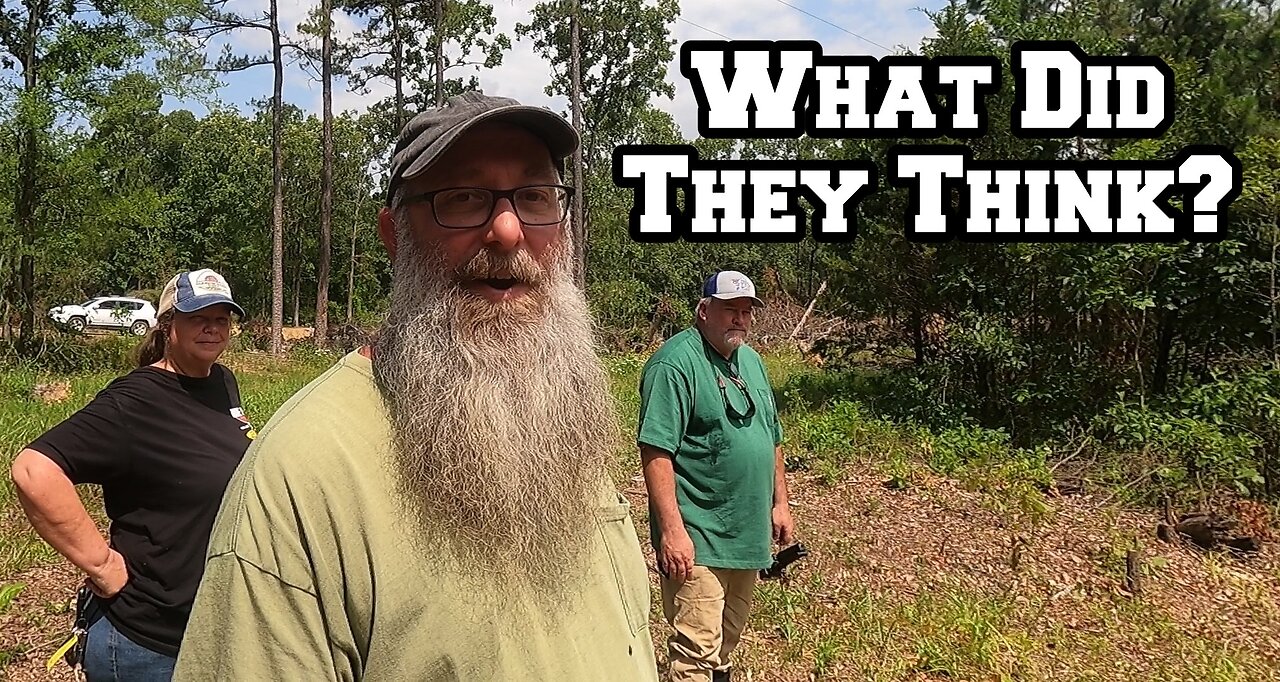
top-left (385, 91), bottom-right (579, 206)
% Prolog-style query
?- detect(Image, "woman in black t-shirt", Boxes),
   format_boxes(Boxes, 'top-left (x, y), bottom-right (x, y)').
top-left (11, 269), bottom-right (255, 681)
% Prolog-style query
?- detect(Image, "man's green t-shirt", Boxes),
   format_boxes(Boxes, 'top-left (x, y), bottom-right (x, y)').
top-left (173, 351), bottom-right (658, 681)
top-left (637, 327), bottom-right (783, 570)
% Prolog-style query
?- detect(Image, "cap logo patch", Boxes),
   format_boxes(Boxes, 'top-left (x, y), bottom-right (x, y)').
top-left (195, 274), bottom-right (230, 296)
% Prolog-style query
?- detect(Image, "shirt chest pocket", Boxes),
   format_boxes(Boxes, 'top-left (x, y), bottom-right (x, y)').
top-left (595, 495), bottom-right (651, 637)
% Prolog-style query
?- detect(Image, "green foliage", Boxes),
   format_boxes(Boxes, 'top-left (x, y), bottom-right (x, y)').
top-left (517, 0), bottom-right (680, 165)
top-left (0, 583), bottom-right (24, 615)
top-left (339, 0), bottom-right (510, 144)
top-left (1095, 367), bottom-right (1280, 499)
top-left (0, 98), bottom-right (389, 332)
top-left (792, 1), bottom-right (1280, 507)
top-left (0, 335), bottom-right (138, 375)
top-left (926, 425), bottom-right (1012, 477)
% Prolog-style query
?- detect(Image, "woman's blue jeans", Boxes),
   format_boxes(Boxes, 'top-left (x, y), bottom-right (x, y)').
top-left (83, 613), bottom-right (176, 682)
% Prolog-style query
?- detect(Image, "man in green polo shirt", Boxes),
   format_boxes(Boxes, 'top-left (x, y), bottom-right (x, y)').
top-left (637, 270), bottom-right (797, 682)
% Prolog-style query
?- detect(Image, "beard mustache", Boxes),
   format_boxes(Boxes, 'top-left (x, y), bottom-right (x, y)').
top-left (372, 227), bottom-right (620, 600)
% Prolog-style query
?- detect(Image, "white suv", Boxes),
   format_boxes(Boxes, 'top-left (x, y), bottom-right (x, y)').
top-left (49, 297), bottom-right (159, 336)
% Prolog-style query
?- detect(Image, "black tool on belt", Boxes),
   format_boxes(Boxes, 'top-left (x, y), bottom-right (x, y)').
top-left (47, 585), bottom-right (96, 673)
top-left (759, 542), bottom-right (808, 581)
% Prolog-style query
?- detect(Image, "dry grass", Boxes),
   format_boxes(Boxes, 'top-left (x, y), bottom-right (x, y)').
top-left (0, 562), bottom-right (80, 681)
top-left (2, 350), bottom-right (1279, 681)
top-left (621, 465), bottom-right (1280, 682)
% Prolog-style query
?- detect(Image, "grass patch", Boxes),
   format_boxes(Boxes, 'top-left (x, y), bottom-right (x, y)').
top-left (0, 583), bottom-right (24, 614)
top-left (749, 582), bottom-right (1039, 680)
top-left (738, 578), bottom-right (1276, 681)
top-left (4, 345), bottom-right (1278, 681)
top-left (0, 348), bottom-right (337, 580)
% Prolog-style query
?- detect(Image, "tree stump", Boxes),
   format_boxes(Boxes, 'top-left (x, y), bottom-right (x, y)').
top-left (1124, 548), bottom-right (1143, 595)
top-left (1173, 510), bottom-right (1263, 555)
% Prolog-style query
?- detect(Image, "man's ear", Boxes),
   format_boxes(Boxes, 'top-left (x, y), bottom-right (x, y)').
top-left (377, 206), bottom-right (398, 260)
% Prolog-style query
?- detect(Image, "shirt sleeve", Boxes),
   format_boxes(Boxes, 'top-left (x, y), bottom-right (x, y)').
top-left (636, 360), bottom-right (691, 456)
top-left (173, 553), bottom-right (344, 681)
top-left (219, 364), bottom-right (244, 410)
top-left (26, 383), bottom-right (133, 484)
top-left (769, 386), bottom-right (784, 445)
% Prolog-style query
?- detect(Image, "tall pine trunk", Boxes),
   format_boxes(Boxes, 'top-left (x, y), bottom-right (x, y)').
top-left (391, 2), bottom-right (404, 129)
top-left (314, 0), bottom-right (334, 349)
top-left (434, 0), bottom-right (444, 106)
top-left (292, 264), bottom-right (300, 327)
top-left (569, 0), bottom-right (585, 288)
top-left (346, 193), bottom-right (363, 327)
top-left (15, 1), bottom-right (41, 355)
top-left (1271, 224), bottom-right (1278, 370)
top-left (270, 0), bottom-right (285, 356)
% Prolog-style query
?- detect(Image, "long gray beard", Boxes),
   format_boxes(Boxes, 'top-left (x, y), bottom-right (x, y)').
top-left (372, 230), bottom-right (620, 600)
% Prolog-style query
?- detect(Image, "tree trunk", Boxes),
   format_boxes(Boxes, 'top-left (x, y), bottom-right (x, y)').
top-left (391, 2), bottom-right (404, 130)
top-left (790, 281), bottom-right (827, 338)
top-left (1271, 226), bottom-right (1278, 370)
top-left (314, 0), bottom-right (334, 349)
top-left (1152, 310), bottom-right (1176, 395)
top-left (15, 2), bottom-right (41, 355)
top-left (292, 264), bottom-right (300, 327)
top-left (0, 250), bottom-right (10, 336)
top-left (911, 309), bottom-right (926, 365)
top-left (434, 0), bottom-right (444, 106)
top-left (1198, 339), bottom-right (1212, 382)
top-left (569, 0), bottom-right (586, 288)
top-left (270, 0), bottom-right (285, 357)
top-left (346, 196), bottom-right (361, 326)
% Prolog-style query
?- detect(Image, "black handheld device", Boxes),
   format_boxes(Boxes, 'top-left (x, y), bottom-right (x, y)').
top-left (759, 542), bottom-right (808, 581)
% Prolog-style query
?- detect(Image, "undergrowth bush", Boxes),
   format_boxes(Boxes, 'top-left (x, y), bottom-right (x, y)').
top-left (1094, 367), bottom-right (1280, 500)
top-left (0, 334), bottom-right (138, 375)
top-left (809, 324), bottom-right (1280, 501)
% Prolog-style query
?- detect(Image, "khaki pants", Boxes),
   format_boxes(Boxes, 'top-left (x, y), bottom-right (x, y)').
top-left (660, 565), bottom-right (757, 682)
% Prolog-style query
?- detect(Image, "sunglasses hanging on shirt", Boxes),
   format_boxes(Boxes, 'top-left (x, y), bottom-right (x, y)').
top-left (715, 364), bottom-right (756, 420)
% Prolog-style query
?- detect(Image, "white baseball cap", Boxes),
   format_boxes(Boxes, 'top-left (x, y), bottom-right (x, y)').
top-left (702, 270), bottom-right (764, 308)
top-left (158, 269), bottom-right (246, 318)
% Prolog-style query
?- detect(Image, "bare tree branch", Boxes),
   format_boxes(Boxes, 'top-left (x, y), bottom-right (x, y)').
top-left (200, 58), bottom-right (270, 73)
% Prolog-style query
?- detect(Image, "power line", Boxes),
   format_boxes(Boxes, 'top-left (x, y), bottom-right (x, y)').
top-left (677, 16), bottom-right (734, 41)
top-left (769, 0), bottom-right (893, 53)
top-left (675, 3), bottom-right (896, 55)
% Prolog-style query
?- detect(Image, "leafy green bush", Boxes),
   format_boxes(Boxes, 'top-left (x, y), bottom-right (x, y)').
top-left (588, 279), bottom-right (653, 333)
top-left (926, 425), bottom-right (1013, 477)
top-left (1094, 367), bottom-right (1280, 499)
top-left (1097, 406), bottom-right (1264, 500)
top-left (786, 400), bottom-right (924, 483)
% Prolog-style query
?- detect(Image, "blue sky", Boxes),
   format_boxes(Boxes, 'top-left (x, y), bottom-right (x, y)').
top-left (164, 0), bottom-right (951, 139)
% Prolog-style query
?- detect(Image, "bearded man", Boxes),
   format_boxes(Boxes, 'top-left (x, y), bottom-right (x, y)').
top-left (173, 92), bottom-right (659, 681)
top-left (637, 272), bottom-right (796, 682)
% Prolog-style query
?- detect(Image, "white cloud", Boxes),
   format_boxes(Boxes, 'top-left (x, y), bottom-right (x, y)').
top-left (220, 0), bottom-right (317, 53)
top-left (474, 0), bottom-right (567, 112)
top-left (207, 0), bottom-right (945, 138)
top-left (659, 0), bottom-right (943, 137)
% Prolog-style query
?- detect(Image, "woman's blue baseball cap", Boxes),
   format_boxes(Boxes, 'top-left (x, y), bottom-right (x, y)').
top-left (158, 269), bottom-right (246, 319)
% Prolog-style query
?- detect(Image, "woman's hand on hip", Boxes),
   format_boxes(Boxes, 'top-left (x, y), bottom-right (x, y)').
top-left (87, 549), bottom-right (128, 598)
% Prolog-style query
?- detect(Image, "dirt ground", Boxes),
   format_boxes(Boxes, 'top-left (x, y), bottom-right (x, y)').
top-left (3, 466), bottom-right (1277, 681)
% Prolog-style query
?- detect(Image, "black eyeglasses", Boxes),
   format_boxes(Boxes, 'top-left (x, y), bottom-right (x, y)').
top-left (716, 367), bottom-right (756, 420)
top-left (402, 184), bottom-right (574, 229)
